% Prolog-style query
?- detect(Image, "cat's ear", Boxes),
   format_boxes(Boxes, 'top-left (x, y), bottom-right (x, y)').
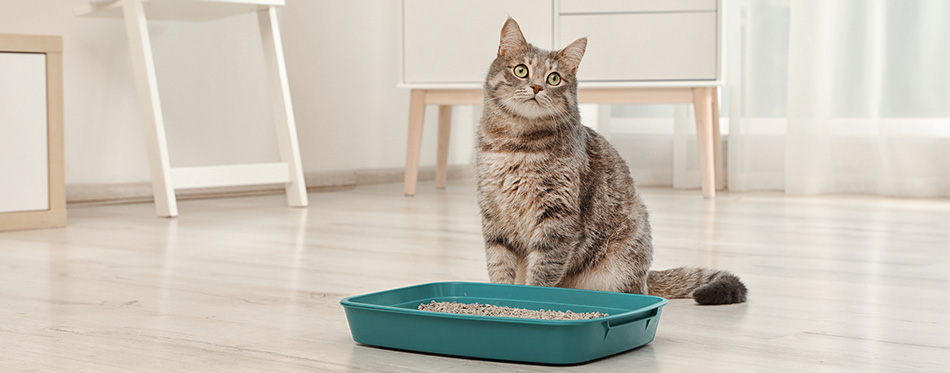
top-left (557, 37), bottom-right (587, 75)
top-left (498, 17), bottom-right (528, 58)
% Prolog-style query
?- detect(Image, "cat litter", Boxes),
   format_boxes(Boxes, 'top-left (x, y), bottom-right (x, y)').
top-left (418, 300), bottom-right (607, 320)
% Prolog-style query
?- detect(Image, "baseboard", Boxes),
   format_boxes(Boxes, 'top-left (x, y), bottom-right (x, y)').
top-left (66, 164), bottom-right (475, 206)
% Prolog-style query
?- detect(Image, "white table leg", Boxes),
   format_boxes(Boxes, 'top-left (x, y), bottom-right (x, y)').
top-left (258, 6), bottom-right (308, 207)
top-left (122, 0), bottom-right (177, 217)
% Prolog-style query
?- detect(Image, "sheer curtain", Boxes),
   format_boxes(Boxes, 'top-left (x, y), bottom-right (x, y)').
top-left (610, 0), bottom-right (949, 198)
top-left (724, 0), bottom-right (950, 197)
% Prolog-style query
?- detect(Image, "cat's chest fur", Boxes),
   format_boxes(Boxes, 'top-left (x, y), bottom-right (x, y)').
top-left (477, 149), bottom-right (580, 248)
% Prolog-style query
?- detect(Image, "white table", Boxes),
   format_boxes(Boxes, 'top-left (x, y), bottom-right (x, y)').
top-left (76, 0), bottom-right (308, 217)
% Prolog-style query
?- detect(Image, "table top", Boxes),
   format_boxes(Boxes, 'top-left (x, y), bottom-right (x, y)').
top-left (75, 0), bottom-right (285, 21)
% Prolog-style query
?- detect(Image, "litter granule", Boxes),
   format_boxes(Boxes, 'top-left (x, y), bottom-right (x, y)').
top-left (417, 300), bottom-right (608, 320)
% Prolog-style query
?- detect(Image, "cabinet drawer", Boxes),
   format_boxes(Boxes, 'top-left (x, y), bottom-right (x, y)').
top-left (559, 0), bottom-right (716, 14)
top-left (558, 13), bottom-right (717, 81)
top-left (402, 0), bottom-right (553, 85)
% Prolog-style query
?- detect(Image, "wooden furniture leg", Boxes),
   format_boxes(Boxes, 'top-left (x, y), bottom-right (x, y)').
top-left (258, 6), bottom-right (308, 207)
top-left (404, 89), bottom-right (427, 196)
top-left (122, 0), bottom-right (177, 217)
top-left (711, 87), bottom-right (724, 191)
top-left (435, 105), bottom-right (452, 189)
top-left (692, 87), bottom-right (716, 199)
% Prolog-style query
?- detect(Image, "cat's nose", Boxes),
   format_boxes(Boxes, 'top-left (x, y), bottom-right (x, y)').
top-left (530, 85), bottom-right (543, 94)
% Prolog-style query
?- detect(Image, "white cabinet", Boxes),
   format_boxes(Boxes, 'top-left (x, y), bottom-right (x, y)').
top-left (399, 0), bottom-right (721, 88)
top-left (558, 0), bottom-right (716, 13)
top-left (400, 0), bottom-right (553, 85)
top-left (558, 12), bottom-right (717, 81)
top-left (0, 34), bottom-right (65, 231)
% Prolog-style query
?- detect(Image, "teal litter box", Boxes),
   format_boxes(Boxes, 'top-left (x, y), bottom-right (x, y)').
top-left (340, 281), bottom-right (668, 365)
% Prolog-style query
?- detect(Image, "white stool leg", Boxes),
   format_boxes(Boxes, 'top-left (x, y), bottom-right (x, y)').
top-left (258, 6), bottom-right (308, 207)
top-left (122, 0), bottom-right (177, 217)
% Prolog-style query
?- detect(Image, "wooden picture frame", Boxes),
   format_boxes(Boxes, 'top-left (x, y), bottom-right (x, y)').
top-left (0, 34), bottom-right (66, 231)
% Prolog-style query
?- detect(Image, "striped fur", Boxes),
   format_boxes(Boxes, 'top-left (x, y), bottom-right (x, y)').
top-left (475, 18), bottom-right (747, 305)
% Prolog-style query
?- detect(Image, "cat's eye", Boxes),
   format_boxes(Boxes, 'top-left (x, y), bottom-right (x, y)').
top-left (513, 64), bottom-right (529, 78)
top-left (547, 73), bottom-right (561, 86)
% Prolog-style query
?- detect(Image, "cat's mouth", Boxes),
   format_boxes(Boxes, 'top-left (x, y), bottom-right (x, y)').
top-left (505, 97), bottom-right (553, 119)
top-left (525, 95), bottom-right (544, 104)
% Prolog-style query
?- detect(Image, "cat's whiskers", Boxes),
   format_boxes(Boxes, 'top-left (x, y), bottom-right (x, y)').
top-left (551, 97), bottom-right (580, 150)
top-left (538, 95), bottom-right (572, 146)
top-left (483, 96), bottom-right (516, 121)
top-left (482, 95), bottom-right (520, 138)
top-left (483, 86), bottom-right (577, 149)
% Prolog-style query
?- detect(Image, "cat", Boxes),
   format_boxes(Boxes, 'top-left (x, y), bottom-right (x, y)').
top-left (474, 18), bottom-right (747, 305)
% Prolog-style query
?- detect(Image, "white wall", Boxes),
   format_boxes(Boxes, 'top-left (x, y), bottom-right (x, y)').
top-left (0, 0), bottom-right (475, 186)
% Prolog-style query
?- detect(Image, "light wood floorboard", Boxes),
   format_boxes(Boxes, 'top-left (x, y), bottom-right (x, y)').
top-left (1, 180), bottom-right (948, 372)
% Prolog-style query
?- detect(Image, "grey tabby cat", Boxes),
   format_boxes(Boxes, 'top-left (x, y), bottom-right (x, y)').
top-left (475, 18), bottom-right (747, 305)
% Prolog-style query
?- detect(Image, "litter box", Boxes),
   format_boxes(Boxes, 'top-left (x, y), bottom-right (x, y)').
top-left (340, 281), bottom-right (668, 365)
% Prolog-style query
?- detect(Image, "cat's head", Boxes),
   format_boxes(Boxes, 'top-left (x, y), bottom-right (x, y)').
top-left (484, 18), bottom-right (587, 120)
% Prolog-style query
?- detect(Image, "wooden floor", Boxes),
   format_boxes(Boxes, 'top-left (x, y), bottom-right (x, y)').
top-left (1, 180), bottom-right (948, 372)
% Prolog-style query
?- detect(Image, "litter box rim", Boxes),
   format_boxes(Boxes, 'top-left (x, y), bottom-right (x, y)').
top-left (340, 281), bottom-right (669, 326)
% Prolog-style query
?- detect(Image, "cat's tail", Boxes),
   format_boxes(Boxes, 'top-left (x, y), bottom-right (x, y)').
top-left (646, 267), bottom-right (748, 305)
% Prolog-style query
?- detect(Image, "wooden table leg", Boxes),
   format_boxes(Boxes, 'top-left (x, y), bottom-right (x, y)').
top-left (711, 87), bottom-right (724, 191)
top-left (258, 6), bottom-right (308, 208)
top-left (435, 105), bottom-right (452, 189)
top-left (122, 0), bottom-right (177, 217)
top-left (404, 89), bottom-right (427, 196)
top-left (692, 87), bottom-right (716, 199)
